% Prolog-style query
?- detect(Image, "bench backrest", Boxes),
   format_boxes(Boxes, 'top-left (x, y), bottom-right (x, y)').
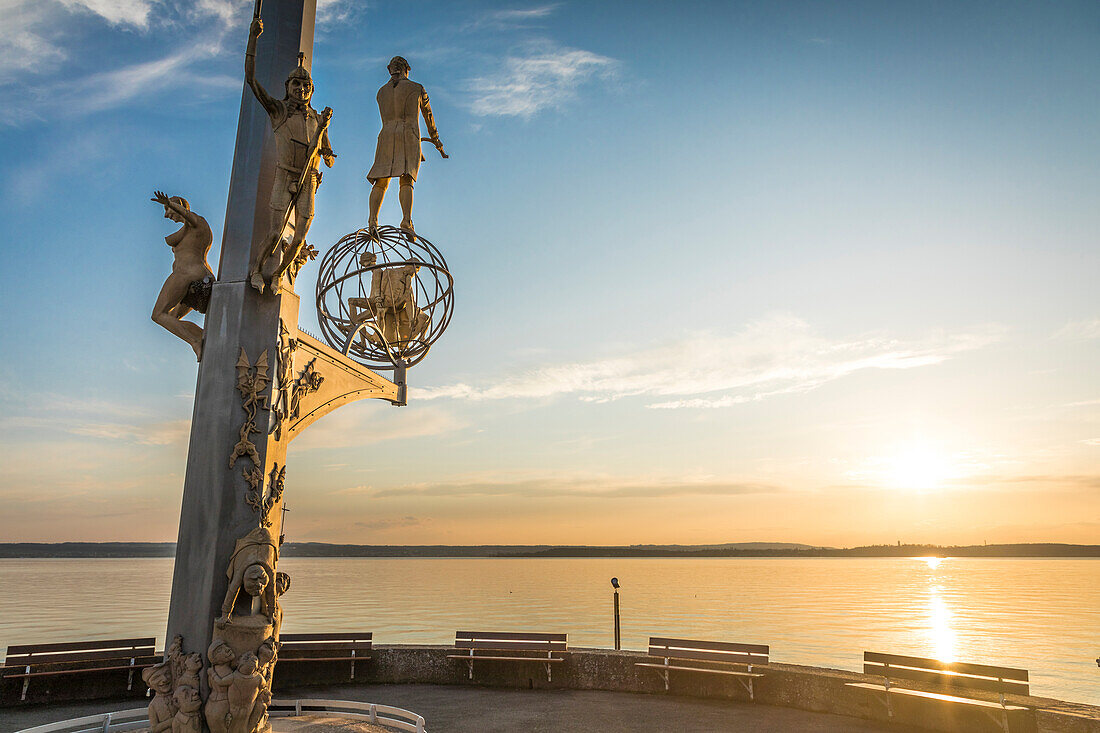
top-left (648, 637), bottom-right (769, 666)
top-left (2, 637), bottom-right (157, 673)
top-left (278, 632), bottom-right (373, 657)
top-left (455, 631), bottom-right (567, 654)
top-left (864, 652), bottom-right (1029, 697)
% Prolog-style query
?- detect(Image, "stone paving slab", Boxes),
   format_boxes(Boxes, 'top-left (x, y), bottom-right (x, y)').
top-left (0, 683), bottom-right (925, 733)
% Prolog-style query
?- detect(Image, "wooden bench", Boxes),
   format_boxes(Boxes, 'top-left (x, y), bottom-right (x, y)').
top-left (446, 631), bottom-right (567, 682)
top-left (846, 651), bottom-right (1029, 732)
top-left (1, 637), bottom-right (157, 702)
top-left (276, 633), bottom-right (372, 681)
top-left (634, 637), bottom-right (768, 699)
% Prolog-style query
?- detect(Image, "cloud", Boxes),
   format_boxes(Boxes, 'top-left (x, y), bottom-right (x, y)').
top-left (289, 404), bottom-right (466, 451)
top-left (1053, 318), bottom-right (1100, 341)
top-left (369, 473), bottom-right (784, 500)
top-left (466, 4), bottom-right (560, 31)
top-left (57, 0), bottom-right (157, 27)
top-left (466, 40), bottom-right (617, 117)
top-left (352, 515), bottom-right (421, 531)
top-left (1, 0), bottom-right (158, 75)
top-left (416, 315), bottom-right (1004, 408)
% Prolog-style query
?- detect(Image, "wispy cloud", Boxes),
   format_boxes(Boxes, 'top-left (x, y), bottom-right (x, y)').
top-left (416, 315), bottom-right (1004, 408)
top-left (365, 472), bottom-right (783, 500)
top-left (290, 404), bottom-right (466, 451)
top-left (466, 4), bottom-right (560, 31)
top-left (466, 40), bottom-right (617, 117)
top-left (352, 515), bottom-right (421, 531)
top-left (1053, 317), bottom-right (1100, 341)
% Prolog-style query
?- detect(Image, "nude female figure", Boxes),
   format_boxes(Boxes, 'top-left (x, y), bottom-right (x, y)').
top-left (150, 190), bottom-right (214, 361)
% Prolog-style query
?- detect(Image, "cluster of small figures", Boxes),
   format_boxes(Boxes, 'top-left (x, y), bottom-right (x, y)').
top-left (144, 635), bottom-right (278, 733)
top-left (151, 15), bottom-right (446, 361)
top-left (146, 525), bottom-right (289, 733)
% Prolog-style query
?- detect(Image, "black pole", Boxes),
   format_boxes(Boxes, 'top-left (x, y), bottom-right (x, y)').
top-left (613, 589), bottom-right (620, 650)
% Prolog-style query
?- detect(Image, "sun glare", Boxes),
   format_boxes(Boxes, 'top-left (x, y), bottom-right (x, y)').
top-left (885, 446), bottom-right (953, 491)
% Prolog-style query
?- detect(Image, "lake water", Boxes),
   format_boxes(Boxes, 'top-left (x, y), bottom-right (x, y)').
top-left (1, 557), bottom-right (1096, 705)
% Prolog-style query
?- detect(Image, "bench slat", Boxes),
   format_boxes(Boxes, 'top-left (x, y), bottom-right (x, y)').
top-left (456, 631), bottom-right (567, 642)
top-left (6, 663), bottom-right (157, 679)
top-left (456, 640), bottom-right (567, 652)
top-left (4, 648), bottom-right (156, 665)
top-left (649, 638), bottom-right (769, 656)
top-left (445, 655), bottom-right (565, 663)
top-left (846, 683), bottom-right (1028, 710)
top-left (277, 656), bottom-right (371, 663)
top-left (5, 638), bottom-right (155, 656)
top-left (635, 662), bottom-right (765, 678)
top-left (865, 663), bottom-right (1030, 696)
top-left (864, 652), bottom-right (1028, 682)
top-left (279, 642), bottom-right (373, 652)
top-left (648, 647), bottom-right (768, 666)
top-left (279, 633), bottom-right (372, 642)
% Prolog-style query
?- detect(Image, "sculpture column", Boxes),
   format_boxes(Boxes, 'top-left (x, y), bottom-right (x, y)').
top-left (162, 0), bottom-right (316, 719)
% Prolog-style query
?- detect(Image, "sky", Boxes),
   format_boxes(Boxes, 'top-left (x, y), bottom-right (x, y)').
top-left (0, 0), bottom-right (1097, 547)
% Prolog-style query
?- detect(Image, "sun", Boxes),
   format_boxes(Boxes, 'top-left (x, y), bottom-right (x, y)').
top-left (885, 446), bottom-right (953, 491)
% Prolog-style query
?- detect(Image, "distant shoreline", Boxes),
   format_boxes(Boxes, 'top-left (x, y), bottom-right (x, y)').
top-left (0, 542), bottom-right (1097, 558)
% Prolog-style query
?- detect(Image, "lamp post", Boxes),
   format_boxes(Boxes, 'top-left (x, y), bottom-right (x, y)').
top-left (611, 577), bottom-right (621, 651)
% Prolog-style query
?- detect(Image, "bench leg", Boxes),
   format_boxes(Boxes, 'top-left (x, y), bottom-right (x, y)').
top-left (736, 676), bottom-right (755, 701)
top-left (20, 671), bottom-right (29, 702)
top-left (467, 657), bottom-right (474, 681)
top-left (351, 649), bottom-right (356, 682)
top-left (545, 661), bottom-right (552, 683)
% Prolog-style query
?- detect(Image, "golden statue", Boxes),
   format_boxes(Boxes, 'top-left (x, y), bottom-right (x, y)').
top-left (366, 56), bottom-right (447, 235)
top-left (245, 18), bottom-right (336, 293)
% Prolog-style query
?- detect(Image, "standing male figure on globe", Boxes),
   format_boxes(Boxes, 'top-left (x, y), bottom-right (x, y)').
top-left (245, 17), bottom-right (336, 293)
top-left (367, 55), bottom-right (447, 236)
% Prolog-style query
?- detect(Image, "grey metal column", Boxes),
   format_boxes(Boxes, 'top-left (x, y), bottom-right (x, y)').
top-left (165, 0), bottom-right (316, 692)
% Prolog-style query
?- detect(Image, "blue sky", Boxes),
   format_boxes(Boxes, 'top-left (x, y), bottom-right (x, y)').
top-left (1, 0), bottom-right (1098, 545)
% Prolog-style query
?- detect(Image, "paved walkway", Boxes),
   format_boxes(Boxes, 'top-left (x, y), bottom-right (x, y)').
top-left (1, 683), bottom-right (922, 733)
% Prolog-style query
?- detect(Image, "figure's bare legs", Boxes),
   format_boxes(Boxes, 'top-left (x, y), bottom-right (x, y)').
top-left (399, 174), bottom-right (414, 232)
top-left (368, 178), bottom-right (389, 232)
top-left (153, 275), bottom-right (204, 361)
top-left (272, 177), bottom-right (316, 285)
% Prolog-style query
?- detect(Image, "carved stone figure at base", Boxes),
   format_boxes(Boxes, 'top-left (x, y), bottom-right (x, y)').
top-left (227, 652), bottom-right (266, 733)
top-left (245, 18), bottom-right (335, 293)
top-left (366, 56), bottom-right (447, 234)
top-left (143, 662), bottom-right (175, 733)
top-left (206, 640), bottom-right (237, 733)
top-left (172, 686), bottom-right (203, 733)
top-left (150, 191), bottom-right (215, 361)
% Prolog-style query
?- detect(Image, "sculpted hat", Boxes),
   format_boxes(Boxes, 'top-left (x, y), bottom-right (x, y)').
top-left (287, 52), bottom-right (313, 85)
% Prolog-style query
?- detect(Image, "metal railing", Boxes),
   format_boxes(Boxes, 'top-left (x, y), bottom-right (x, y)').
top-left (13, 700), bottom-right (426, 733)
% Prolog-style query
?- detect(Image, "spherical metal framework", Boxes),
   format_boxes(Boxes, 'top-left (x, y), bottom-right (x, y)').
top-left (315, 226), bottom-right (453, 370)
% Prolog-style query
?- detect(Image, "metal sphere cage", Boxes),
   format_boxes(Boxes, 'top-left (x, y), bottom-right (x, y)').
top-left (315, 226), bottom-right (454, 370)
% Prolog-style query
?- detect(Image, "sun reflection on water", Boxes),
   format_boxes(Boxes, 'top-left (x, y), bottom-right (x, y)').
top-left (921, 556), bottom-right (957, 662)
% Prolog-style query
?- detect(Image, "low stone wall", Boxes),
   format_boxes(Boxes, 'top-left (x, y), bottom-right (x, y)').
top-left (5, 645), bottom-right (1099, 733)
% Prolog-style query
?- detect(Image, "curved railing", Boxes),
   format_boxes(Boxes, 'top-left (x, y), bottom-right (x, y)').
top-left (13, 700), bottom-right (427, 733)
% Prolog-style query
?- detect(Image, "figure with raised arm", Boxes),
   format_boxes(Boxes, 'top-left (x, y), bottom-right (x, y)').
top-left (245, 17), bottom-right (336, 293)
top-left (366, 56), bottom-right (447, 236)
top-left (150, 191), bottom-right (214, 362)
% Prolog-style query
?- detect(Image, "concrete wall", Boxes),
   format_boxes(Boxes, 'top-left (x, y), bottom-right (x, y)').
top-left (5, 645), bottom-right (1098, 733)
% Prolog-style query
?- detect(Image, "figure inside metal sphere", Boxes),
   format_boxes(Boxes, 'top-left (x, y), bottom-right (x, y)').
top-left (344, 253), bottom-right (430, 353)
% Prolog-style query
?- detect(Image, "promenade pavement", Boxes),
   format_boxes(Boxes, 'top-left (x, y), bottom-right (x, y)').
top-left (0, 683), bottom-right (924, 733)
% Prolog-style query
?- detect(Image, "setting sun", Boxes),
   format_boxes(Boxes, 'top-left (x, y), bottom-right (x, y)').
top-left (885, 446), bottom-right (954, 491)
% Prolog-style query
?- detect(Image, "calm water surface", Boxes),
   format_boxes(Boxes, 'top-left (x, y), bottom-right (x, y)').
top-left (0, 557), bottom-right (1096, 705)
